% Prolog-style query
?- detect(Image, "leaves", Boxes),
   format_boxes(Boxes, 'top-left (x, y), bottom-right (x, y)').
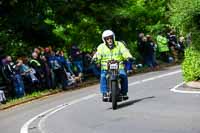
top-left (168, 0), bottom-right (200, 81)
top-left (0, 0), bottom-right (169, 56)
top-left (182, 48), bottom-right (200, 81)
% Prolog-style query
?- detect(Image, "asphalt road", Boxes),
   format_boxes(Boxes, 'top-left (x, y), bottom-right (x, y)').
top-left (1, 65), bottom-right (200, 133)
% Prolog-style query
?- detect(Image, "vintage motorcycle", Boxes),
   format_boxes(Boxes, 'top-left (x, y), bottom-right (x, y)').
top-left (104, 60), bottom-right (128, 110)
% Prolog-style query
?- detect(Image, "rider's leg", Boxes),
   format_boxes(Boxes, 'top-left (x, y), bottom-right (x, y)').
top-left (100, 70), bottom-right (109, 101)
top-left (100, 70), bottom-right (108, 94)
top-left (119, 69), bottom-right (128, 95)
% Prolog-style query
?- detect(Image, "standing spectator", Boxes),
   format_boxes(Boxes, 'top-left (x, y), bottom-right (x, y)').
top-left (156, 32), bottom-right (170, 63)
top-left (60, 50), bottom-right (75, 76)
top-left (48, 50), bottom-right (68, 89)
top-left (0, 46), bottom-right (5, 66)
top-left (43, 47), bottom-right (55, 89)
top-left (144, 35), bottom-right (158, 69)
top-left (29, 52), bottom-right (45, 90)
top-left (33, 47), bottom-right (41, 57)
top-left (57, 50), bottom-right (75, 86)
top-left (0, 47), bottom-right (7, 102)
top-left (167, 30), bottom-right (179, 62)
top-left (137, 32), bottom-right (145, 65)
top-left (178, 36), bottom-right (185, 58)
top-left (1, 56), bottom-right (12, 98)
top-left (44, 47), bottom-right (52, 61)
top-left (40, 55), bottom-right (52, 89)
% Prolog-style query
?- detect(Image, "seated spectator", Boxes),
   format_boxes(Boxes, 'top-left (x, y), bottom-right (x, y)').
top-left (3, 56), bottom-right (25, 98)
top-left (16, 59), bottom-right (39, 93)
top-left (69, 44), bottom-right (84, 80)
top-left (83, 50), bottom-right (100, 79)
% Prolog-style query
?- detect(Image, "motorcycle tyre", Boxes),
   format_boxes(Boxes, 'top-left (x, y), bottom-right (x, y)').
top-left (111, 81), bottom-right (118, 110)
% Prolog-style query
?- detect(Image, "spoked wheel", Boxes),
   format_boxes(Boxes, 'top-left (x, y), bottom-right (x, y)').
top-left (111, 81), bottom-right (118, 110)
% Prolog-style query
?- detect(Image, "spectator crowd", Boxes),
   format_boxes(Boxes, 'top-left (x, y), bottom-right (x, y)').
top-left (0, 30), bottom-right (190, 104)
top-left (136, 30), bottom-right (189, 70)
top-left (0, 44), bottom-right (101, 103)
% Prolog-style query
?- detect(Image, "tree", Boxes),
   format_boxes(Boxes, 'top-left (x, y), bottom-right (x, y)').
top-left (168, 0), bottom-right (200, 81)
top-left (0, 0), bottom-right (169, 56)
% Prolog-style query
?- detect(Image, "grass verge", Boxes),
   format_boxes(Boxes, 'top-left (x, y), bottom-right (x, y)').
top-left (0, 62), bottom-right (179, 110)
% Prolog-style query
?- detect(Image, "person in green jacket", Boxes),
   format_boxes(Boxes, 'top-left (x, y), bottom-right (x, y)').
top-left (156, 32), bottom-right (170, 63)
top-left (93, 30), bottom-right (133, 101)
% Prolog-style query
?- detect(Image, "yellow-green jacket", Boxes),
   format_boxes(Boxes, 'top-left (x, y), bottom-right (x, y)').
top-left (156, 35), bottom-right (169, 52)
top-left (94, 41), bottom-right (133, 70)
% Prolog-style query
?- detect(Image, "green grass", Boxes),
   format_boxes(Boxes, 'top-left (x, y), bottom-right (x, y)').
top-left (0, 88), bottom-right (62, 110)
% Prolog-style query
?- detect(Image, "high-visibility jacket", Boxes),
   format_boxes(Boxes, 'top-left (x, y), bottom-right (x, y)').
top-left (156, 35), bottom-right (169, 52)
top-left (94, 41), bottom-right (133, 70)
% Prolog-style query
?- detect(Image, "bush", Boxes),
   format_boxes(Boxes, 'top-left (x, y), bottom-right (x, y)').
top-left (182, 47), bottom-right (200, 82)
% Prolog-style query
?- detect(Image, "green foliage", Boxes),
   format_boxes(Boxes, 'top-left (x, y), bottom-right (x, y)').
top-left (126, 41), bottom-right (141, 61)
top-left (169, 0), bottom-right (200, 81)
top-left (0, 30), bottom-right (30, 57)
top-left (0, 0), bottom-right (169, 56)
top-left (168, 0), bottom-right (200, 48)
top-left (182, 48), bottom-right (200, 82)
top-left (115, 0), bottom-right (167, 33)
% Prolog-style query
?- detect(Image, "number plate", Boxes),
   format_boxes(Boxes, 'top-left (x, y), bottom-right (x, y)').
top-left (109, 63), bottom-right (118, 70)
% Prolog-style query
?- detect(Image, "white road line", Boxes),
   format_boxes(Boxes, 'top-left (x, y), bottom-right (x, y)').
top-left (38, 94), bottom-right (98, 133)
top-left (21, 69), bottom-right (182, 133)
top-left (20, 94), bottom-right (98, 133)
top-left (170, 82), bottom-right (200, 94)
top-left (129, 70), bottom-right (181, 86)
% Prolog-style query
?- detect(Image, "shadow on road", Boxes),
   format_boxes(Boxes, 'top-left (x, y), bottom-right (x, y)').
top-left (116, 96), bottom-right (155, 109)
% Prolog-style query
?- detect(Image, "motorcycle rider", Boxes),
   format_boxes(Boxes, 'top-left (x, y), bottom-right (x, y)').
top-left (93, 30), bottom-right (134, 101)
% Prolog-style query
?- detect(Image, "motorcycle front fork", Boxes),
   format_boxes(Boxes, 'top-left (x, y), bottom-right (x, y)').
top-left (106, 79), bottom-right (121, 97)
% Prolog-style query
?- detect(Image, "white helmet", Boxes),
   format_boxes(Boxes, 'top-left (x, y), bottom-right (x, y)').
top-left (102, 30), bottom-right (115, 43)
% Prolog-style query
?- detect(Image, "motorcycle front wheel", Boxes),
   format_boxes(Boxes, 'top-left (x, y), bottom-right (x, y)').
top-left (111, 81), bottom-right (118, 110)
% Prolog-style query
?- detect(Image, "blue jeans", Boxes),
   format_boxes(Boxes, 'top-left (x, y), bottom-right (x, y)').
top-left (145, 54), bottom-right (157, 68)
top-left (65, 61), bottom-right (74, 75)
top-left (13, 74), bottom-right (25, 98)
top-left (73, 61), bottom-right (84, 73)
top-left (86, 64), bottom-right (100, 77)
top-left (100, 69), bottom-right (128, 94)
